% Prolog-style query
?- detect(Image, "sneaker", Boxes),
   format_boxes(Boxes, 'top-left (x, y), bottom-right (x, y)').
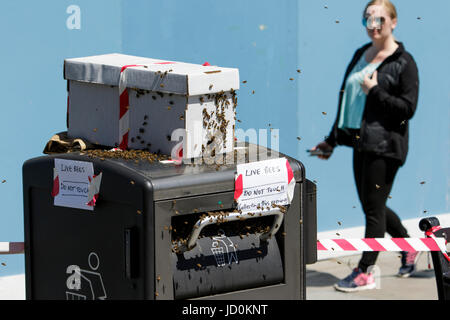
top-left (397, 251), bottom-right (418, 278)
top-left (334, 268), bottom-right (376, 292)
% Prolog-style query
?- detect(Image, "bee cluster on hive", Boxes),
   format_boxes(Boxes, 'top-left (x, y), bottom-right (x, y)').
top-left (199, 89), bottom-right (237, 159)
top-left (84, 149), bottom-right (169, 163)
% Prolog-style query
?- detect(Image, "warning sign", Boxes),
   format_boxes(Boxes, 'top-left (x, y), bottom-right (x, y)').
top-left (53, 159), bottom-right (96, 211)
top-left (234, 157), bottom-right (293, 213)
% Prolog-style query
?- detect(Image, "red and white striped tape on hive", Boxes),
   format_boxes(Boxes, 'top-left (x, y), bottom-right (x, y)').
top-left (118, 65), bottom-right (144, 150)
top-left (317, 237), bottom-right (447, 252)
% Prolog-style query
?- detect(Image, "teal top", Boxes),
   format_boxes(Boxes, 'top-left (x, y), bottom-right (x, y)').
top-left (337, 54), bottom-right (381, 130)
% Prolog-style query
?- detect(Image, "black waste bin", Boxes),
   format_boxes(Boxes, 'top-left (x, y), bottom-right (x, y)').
top-left (419, 217), bottom-right (450, 301)
top-left (22, 143), bottom-right (317, 300)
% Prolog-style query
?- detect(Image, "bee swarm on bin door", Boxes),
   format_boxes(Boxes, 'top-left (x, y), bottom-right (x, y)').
top-left (170, 206), bottom-right (286, 254)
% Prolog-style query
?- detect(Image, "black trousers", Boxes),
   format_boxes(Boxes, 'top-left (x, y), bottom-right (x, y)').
top-left (353, 149), bottom-right (410, 272)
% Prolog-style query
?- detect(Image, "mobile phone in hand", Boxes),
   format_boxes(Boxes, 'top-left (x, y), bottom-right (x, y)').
top-left (306, 149), bottom-right (332, 157)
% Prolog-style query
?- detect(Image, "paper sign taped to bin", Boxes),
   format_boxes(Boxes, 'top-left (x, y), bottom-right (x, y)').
top-left (234, 157), bottom-right (295, 213)
top-left (52, 158), bottom-right (99, 211)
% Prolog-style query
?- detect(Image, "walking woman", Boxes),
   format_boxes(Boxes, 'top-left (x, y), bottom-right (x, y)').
top-left (312, 0), bottom-right (419, 292)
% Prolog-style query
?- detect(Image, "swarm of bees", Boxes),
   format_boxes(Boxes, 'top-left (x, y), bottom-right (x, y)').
top-left (199, 89), bottom-right (238, 165)
top-left (170, 206), bottom-right (287, 254)
top-left (85, 148), bottom-right (169, 163)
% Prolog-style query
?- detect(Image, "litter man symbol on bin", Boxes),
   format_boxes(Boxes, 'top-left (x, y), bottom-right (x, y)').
top-left (211, 231), bottom-right (239, 267)
top-left (65, 252), bottom-right (107, 300)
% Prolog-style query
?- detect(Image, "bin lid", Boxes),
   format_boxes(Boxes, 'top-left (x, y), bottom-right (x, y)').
top-left (118, 143), bottom-right (304, 200)
top-left (36, 143), bottom-right (304, 201)
top-left (64, 53), bottom-right (240, 96)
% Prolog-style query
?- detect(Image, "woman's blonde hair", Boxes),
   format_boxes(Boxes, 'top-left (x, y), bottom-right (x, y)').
top-left (363, 0), bottom-right (398, 20)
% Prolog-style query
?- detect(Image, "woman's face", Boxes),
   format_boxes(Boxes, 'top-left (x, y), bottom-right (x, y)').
top-left (364, 5), bottom-right (397, 41)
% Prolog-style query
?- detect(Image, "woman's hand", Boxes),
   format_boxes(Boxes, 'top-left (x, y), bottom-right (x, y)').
top-left (361, 70), bottom-right (378, 94)
top-left (312, 141), bottom-right (334, 160)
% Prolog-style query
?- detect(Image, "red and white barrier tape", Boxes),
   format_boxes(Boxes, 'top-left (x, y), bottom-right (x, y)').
top-left (317, 237), bottom-right (447, 253)
top-left (0, 242), bottom-right (24, 255)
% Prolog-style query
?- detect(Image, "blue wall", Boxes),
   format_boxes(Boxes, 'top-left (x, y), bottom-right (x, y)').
top-left (0, 1), bottom-right (448, 276)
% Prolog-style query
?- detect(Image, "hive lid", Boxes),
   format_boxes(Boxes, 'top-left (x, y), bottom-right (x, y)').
top-left (64, 53), bottom-right (240, 96)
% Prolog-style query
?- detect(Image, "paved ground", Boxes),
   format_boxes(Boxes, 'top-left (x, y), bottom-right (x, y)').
top-left (306, 251), bottom-right (438, 300)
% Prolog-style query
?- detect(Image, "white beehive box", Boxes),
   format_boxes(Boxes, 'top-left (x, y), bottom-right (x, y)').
top-left (64, 53), bottom-right (239, 159)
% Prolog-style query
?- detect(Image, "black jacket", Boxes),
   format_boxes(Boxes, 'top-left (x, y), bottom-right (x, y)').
top-left (325, 42), bottom-right (419, 165)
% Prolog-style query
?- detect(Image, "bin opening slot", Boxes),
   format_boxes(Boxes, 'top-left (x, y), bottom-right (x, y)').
top-left (170, 210), bottom-right (276, 253)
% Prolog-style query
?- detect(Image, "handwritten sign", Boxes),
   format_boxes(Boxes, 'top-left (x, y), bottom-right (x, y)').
top-left (234, 158), bottom-right (291, 213)
top-left (53, 159), bottom-right (95, 211)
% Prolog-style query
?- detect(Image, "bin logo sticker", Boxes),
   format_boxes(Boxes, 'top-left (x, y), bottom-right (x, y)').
top-left (65, 252), bottom-right (107, 300)
top-left (211, 233), bottom-right (239, 267)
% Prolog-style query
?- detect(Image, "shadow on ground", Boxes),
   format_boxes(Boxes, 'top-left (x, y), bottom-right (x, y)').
top-left (306, 270), bottom-right (340, 287)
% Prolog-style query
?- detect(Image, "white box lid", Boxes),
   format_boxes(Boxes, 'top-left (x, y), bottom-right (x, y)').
top-left (64, 53), bottom-right (239, 95)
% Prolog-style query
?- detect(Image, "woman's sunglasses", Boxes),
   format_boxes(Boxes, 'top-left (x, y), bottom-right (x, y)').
top-left (362, 16), bottom-right (386, 30)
